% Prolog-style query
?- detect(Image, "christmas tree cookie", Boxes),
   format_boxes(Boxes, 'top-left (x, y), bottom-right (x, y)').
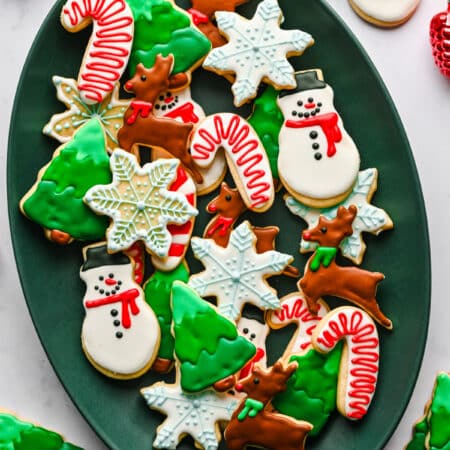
top-left (20, 118), bottom-right (111, 244)
top-left (171, 281), bottom-right (256, 393)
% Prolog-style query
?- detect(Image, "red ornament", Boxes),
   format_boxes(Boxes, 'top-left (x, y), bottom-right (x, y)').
top-left (430, 1), bottom-right (450, 78)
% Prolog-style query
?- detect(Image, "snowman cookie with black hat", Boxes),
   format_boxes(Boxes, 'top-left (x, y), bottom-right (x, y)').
top-left (277, 70), bottom-right (360, 208)
top-left (80, 242), bottom-right (160, 379)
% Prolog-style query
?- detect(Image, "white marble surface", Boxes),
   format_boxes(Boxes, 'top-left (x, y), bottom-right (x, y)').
top-left (0, 0), bottom-right (449, 449)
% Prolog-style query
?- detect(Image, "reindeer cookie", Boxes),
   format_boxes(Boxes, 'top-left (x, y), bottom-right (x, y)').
top-left (225, 360), bottom-right (313, 450)
top-left (298, 205), bottom-right (392, 329)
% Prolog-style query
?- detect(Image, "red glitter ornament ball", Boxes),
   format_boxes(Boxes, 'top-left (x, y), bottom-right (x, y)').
top-left (430, 2), bottom-right (450, 78)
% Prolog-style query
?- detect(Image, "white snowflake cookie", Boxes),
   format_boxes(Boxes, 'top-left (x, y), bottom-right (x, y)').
top-left (203, 0), bottom-right (314, 106)
top-left (188, 221), bottom-right (293, 321)
top-left (84, 150), bottom-right (198, 255)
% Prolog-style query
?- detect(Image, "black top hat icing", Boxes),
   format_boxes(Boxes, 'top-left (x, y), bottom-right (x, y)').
top-left (241, 304), bottom-right (265, 324)
top-left (279, 71), bottom-right (326, 98)
top-left (82, 244), bottom-right (130, 271)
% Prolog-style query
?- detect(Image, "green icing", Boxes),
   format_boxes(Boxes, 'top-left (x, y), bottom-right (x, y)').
top-left (238, 398), bottom-right (264, 421)
top-left (272, 344), bottom-right (343, 437)
top-left (310, 246), bottom-right (337, 271)
top-left (429, 373), bottom-right (450, 450)
top-left (248, 86), bottom-right (284, 179)
top-left (22, 119), bottom-right (111, 241)
top-left (143, 263), bottom-right (190, 360)
top-left (405, 417), bottom-right (428, 450)
top-left (172, 281), bottom-right (256, 393)
top-left (0, 413), bottom-right (82, 449)
top-left (126, 0), bottom-right (211, 75)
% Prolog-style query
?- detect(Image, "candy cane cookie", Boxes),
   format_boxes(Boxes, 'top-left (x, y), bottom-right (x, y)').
top-left (312, 306), bottom-right (379, 420)
top-left (190, 113), bottom-right (275, 211)
top-left (267, 292), bottom-right (329, 358)
top-left (61, 0), bottom-right (134, 104)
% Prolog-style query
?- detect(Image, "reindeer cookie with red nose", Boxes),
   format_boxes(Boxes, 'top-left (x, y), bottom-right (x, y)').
top-left (225, 360), bottom-right (313, 450)
top-left (298, 205), bottom-right (393, 329)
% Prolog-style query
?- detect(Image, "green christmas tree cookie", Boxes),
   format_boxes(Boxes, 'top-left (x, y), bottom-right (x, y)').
top-left (126, 0), bottom-right (211, 76)
top-left (143, 262), bottom-right (190, 373)
top-left (171, 281), bottom-right (256, 393)
top-left (0, 411), bottom-right (82, 450)
top-left (272, 344), bottom-right (343, 437)
top-left (20, 118), bottom-right (111, 244)
top-left (406, 417), bottom-right (428, 450)
top-left (248, 85), bottom-right (284, 179)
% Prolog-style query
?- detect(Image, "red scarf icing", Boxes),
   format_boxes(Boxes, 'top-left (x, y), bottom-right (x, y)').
top-left (127, 100), bottom-right (153, 125)
top-left (187, 8), bottom-right (210, 26)
top-left (207, 215), bottom-right (235, 237)
top-left (85, 288), bottom-right (140, 329)
top-left (285, 112), bottom-right (342, 157)
top-left (164, 102), bottom-right (199, 124)
top-left (239, 348), bottom-right (265, 379)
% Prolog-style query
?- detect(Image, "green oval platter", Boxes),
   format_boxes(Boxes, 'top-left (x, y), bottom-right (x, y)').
top-left (7, 0), bottom-right (430, 449)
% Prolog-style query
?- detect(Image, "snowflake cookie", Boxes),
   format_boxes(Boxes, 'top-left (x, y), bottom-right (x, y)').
top-left (141, 381), bottom-right (239, 450)
top-left (285, 168), bottom-right (393, 265)
top-left (84, 150), bottom-right (198, 255)
top-left (43, 76), bottom-right (130, 152)
top-left (203, 0), bottom-right (314, 106)
top-left (189, 221), bottom-right (293, 321)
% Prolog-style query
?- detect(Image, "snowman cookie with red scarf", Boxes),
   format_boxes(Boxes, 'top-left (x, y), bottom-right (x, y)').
top-left (80, 243), bottom-right (160, 380)
top-left (277, 70), bottom-right (360, 208)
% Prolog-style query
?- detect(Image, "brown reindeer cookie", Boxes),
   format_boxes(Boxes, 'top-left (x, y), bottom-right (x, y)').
top-left (298, 205), bottom-right (392, 329)
top-left (117, 54), bottom-right (203, 184)
top-left (225, 360), bottom-right (313, 450)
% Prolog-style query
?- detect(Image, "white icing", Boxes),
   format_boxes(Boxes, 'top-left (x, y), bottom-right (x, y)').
top-left (351, 0), bottom-right (420, 23)
top-left (237, 316), bottom-right (270, 369)
top-left (268, 292), bottom-right (328, 357)
top-left (190, 113), bottom-right (275, 211)
top-left (80, 259), bottom-right (159, 376)
top-left (277, 84), bottom-right (360, 201)
top-left (312, 307), bottom-right (379, 420)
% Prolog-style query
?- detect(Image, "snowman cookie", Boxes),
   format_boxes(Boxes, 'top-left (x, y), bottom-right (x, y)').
top-left (277, 70), bottom-right (360, 208)
top-left (80, 243), bottom-right (160, 379)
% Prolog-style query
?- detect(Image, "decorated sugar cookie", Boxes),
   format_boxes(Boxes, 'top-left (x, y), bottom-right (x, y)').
top-left (60, 0), bottom-right (134, 104)
top-left (20, 118), bottom-right (111, 245)
top-left (285, 168), bottom-right (393, 265)
top-left (141, 376), bottom-right (239, 450)
top-left (171, 281), bottom-right (256, 393)
top-left (84, 150), bottom-right (198, 255)
top-left (430, 3), bottom-right (450, 79)
top-left (277, 70), bottom-right (360, 208)
top-left (203, 0), bottom-right (314, 106)
top-left (349, 0), bottom-right (421, 27)
top-left (80, 243), bottom-right (160, 379)
top-left (298, 205), bottom-right (392, 329)
top-left (189, 221), bottom-right (293, 321)
top-left (225, 360), bottom-right (313, 450)
top-left (312, 307), bottom-right (380, 420)
top-left (43, 77), bottom-right (129, 152)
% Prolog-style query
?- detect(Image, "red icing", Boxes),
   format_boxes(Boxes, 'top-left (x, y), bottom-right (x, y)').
top-left (167, 243), bottom-right (186, 257)
top-left (430, 3), bottom-right (450, 78)
top-left (192, 115), bottom-right (270, 208)
top-left (126, 242), bottom-right (145, 284)
top-left (127, 100), bottom-right (153, 125)
top-left (316, 310), bottom-right (379, 419)
top-left (105, 278), bottom-right (117, 286)
top-left (187, 8), bottom-right (210, 26)
top-left (206, 215), bottom-right (234, 237)
top-left (85, 288), bottom-right (140, 329)
top-left (239, 347), bottom-right (265, 380)
top-left (285, 112), bottom-right (342, 157)
top-left (63, 0), bottom-right (133, 103)
top-left (164, 103), bottom-right (200, 124)
top-left (169, 167), bottom-right (188, 192)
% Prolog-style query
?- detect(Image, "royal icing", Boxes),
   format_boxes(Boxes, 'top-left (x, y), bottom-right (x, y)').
top-left (21, 118), bottom-right (111, 244)
top-left (171, 281), bottom-right (256, 393)
top-left (267, 292), bottom-right (329, 357)
top-left (190, 113), bottom-right (275, 211)
top-left (430, 4), bottom-right (450, 79)
top-left (43, 76), bottom-right (129, 152)
top-left (142, 380), bottom-right (239, 450)
top-left (203, 0), bottom-right (313, 106)
top-left (189, 221), bottom-right (292, 321)
top-left (80, 243), bottom-right (160, 378)
top-left (124, 241), bottom-right (145, 284)
top-left (84, 150), bottom-right (198, 255)
top-left (312, 307), bottom-right (380, 420)
top-left (350, 0), bottom-right (420, 23)
top-left (61, 0), bottom-right (134, 104)
top-left (277, 70), bottom-right (360, 207)
top-left (285, 168), bottom-right (393, 265)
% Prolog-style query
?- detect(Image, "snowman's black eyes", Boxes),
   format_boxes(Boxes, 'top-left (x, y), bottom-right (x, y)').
top-left (297, 101), bottom-right (303, 107)
top-left (166, 92), bottom-right (172, 97)
top-left (109, 273), bottom-right (114, 278)
top-left (225, 194), bottom-right (232, 201)
top-left (321, 227), bottom-right (327, 234)
top-left (243, 328), bottom-right (249, 334)
top-left (250, 333), bottom-right (256, 339)
top-left (141, 75), bottom-right (147, 81)
top-left (308, 97), bottom-right (314, 103)
top-left (99, 276), bottom-right (104, 281)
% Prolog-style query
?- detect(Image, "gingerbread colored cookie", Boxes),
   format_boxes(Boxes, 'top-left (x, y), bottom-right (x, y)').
top-left (203, 0), bottom-right (314, 106)
top-left (349, 0), bottom-right (421, 27)
top-left (60, 0), bottom-right (134, 104)
top-left (20, 118), bottom-right (111, 244)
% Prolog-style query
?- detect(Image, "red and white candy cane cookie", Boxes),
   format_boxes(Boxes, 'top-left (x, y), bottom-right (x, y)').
top-left (190, 113), bottom-right (275, 211)
top-left (61, 0), bottom-right (134, 104)
top-left (267, 292), bottom-right (329, 358)
top-left (125, 242), bottom-right (145, 284)
top-left (312, 306), bottom-right (379, 420)
top-left (151, 166), bottom-right (197, 272)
